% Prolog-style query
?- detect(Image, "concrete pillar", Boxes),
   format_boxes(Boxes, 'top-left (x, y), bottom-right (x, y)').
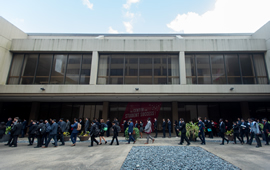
top-left (241, 102), bottom-right (250, 120)
top-left (28, 102), bottom-right (40, 123)
top-left (179, 51), bottom-right (186, 84)
top-left (102, 102), bottom-right (109, 121)
top-left (172, 102), bottom-right (178, 134)
top-left (90, 51), bottom-right (99, 85)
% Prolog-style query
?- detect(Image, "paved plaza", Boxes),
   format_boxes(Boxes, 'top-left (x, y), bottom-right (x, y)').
top-left (0, 135), bottom-right (269, 170)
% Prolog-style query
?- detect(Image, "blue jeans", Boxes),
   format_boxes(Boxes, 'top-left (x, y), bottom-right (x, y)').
top-left (199, 131), bottom-right (205, 144)
top-left (71, 133), bottom-right (78, 144)
top-left (128, 133), bottom-right (135, 143)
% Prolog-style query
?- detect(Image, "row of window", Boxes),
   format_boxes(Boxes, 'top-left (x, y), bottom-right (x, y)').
top-left (7, 53), bottom-right (269, 85)
top-left (7, 54), bottom-right (92, 84)
top-left (185, 53), bottom-right (268, 84)
top-left (97, 54), bottom-right (180, 84)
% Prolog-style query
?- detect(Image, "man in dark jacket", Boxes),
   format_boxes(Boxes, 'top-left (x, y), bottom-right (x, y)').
top-left (240, 119), bottom-right (249, 144)
top-left (263, 118), bottom-right (270, 145)
top-left (219, 118), bottom-right (229, 145)
top-left (35, 120), bottom-right (45, 148)
top-left (123, 120), bottom-right (128, 137)
top-left (6, 118), bottom-right (12, 127)
top-left (59, 118), bottom-right (66, 146)
top-left (207, 120), bottom-right (213, 138)
top-left (28, 121), bottom-right (38, 146)
top-left (110, 121), bottom-right (119, 145)
top-left (106, 119), bottom-right (112, 137)
top-left (43, 119), bottom-right (58, 148)
top-left (178, 118), bottom-right (190, 145)
top-left (42, 120), bottom-right (50, 146)
top-left (154, 118), bottom-right (158, 138)
top-left (126, 119), bottom-right (136, 144)
top-left (198, 117), bottom-right (206, 145)
top-left (21, 119), bottom-right (27, 138)
top-left (89, 120), bottom-right (99, 147)
top-left (85, 118), bottom-right (90, 133)
top-left (8, 119), bottom-right (23, 147)
top-left (162, 119), bottom-right (166, 138)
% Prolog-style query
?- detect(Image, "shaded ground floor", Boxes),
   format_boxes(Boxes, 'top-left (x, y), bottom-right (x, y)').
top-left (0, 136), bottom-right (269, 170)
top-left (0, 101), bottom-right (270, 128)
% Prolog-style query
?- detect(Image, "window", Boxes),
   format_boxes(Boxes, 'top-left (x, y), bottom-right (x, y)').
top-left (7, 53), bottom-right (92, 85)
top-left (97, 53), bottom-right (179, 84)
top-left (185, 53), bottom-right (268, 84)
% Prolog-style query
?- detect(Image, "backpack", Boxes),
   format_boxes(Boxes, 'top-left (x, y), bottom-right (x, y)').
top-left (94, 125), bottom-right (100, 136)
top-left (103, 123), bottom-right (108, 131)
top-left (116, 125), bottom-right (121, 132)
top-left (77, 123), bottom-right (81, 131)
top-left (40, 124), bottom-right (46, 135)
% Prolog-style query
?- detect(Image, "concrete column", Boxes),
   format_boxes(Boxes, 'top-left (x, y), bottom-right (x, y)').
top-left (179, 51), bottom-right (186, 84)
top-left (172, 102), bottom-right (178, 134)
top-left (28, 102), bottom-right (40, 123)
top-left (241, 102), bottom-right (250, 120)
top-left (265, 50), bottom-right (270, 82)
top-left (90, 51), bottom-right (99, 85)
top-left (102, 102), bottom-right (109, 121)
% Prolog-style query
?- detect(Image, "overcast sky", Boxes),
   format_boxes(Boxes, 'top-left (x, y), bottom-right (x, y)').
top-left (0, 0), bottom-right (269, 33)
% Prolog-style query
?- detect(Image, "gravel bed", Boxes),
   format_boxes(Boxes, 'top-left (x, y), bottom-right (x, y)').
top-left (121, 146), bottom-right (239, 170)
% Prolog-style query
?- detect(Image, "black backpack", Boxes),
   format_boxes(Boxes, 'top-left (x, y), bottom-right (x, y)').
top-left (94, 125), bottom-right (100, 136)
top-left (116, 125), bottom-right (121, 132)
top-left (40, 124), bottom-right (46, 135)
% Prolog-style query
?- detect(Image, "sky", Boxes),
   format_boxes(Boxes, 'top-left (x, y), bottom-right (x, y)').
top-left (0, 0), bottom-right (270, 34)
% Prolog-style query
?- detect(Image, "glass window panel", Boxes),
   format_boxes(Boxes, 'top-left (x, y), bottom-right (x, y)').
top-left (185, 55), bottom-right (196, 84)
top-left (60, 103), bottom-right (73, 120)
top-left (72, 104), bottom-right (84, 121)
top-left (65, 54), bottom-right (81, 84)
top-left (8, 54), bottom-right (24, 84)
top-left (239, 54), bottom-right (255, 84)
top-left (211, 54), bottom-right (226, 84)
top-left (97, 55), bottom-right (110, 84)
top-left (110, 55), bottom-right (124, 84)
top-left (196, 55), bottom-right (211, 84)
top-left (154, 55), bottom-right (167, 84)
top-left (185, 104), bottom-right (198, 122)
top-left (80, 54), bottom-right (92, 84)
top-left (20, 54), bottom-right (38, 84)
top-left (253, 54), bottom-right (268, 84)
top-left (50, 54), bottom-right (67, 84)
top-left (139, 56), bottom-right (153, 84)
top-left (35, 54), bottom-right (53, 84)
top-left (125, 56), bottom-right (138, 84)
top-left (168, 55), bottom-right (179, 84)
top-left (224, 54), bottom-right (242, 84)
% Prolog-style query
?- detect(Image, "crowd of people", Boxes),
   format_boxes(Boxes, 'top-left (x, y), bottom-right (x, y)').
top-left (0, 116), bottom-right (269, 149)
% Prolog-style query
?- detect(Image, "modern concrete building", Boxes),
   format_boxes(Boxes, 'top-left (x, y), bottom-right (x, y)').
top-left (0, 16), bottom-right (270, 129)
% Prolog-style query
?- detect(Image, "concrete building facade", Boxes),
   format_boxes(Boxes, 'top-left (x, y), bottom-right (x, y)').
top-left (0, 16), bottom-right (270, 130)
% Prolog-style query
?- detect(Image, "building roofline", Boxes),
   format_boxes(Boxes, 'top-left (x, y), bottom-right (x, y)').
top-left (26, 33), bottom-right (252, 37)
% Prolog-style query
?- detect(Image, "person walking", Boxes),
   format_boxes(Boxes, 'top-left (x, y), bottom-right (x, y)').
top-left (178, 118), bottom-right (190, 146)
top-left (27, 121), bottom-right (37, 146)
top-left (167, 119), bottom-right (172, 138)
top-left (240, 118), bottom-right (249, 144)
top-left (21, 119), bottom-right (27, 138)
top-left (110, 121), bottom-right (119, 145)
top-left (232, 121), bottom-right (243, 144)
top-left (198, 117), bottom-right (205, 145)
top-left (66, 119), bottom-right (71, 133)
top-left (123, 120), bottom-right (128, 137)
top-left (139, 120), bottom-right (144, 138)
top-left (249, 118), bottom-right (262, 148)
top-left (126, 119), bottom-right (136, 144)
top-left (162, 119), bottom-right (166, 138)
top-left (42, 120), bottom-right (50, 146)
top-left (35, 119), bottom-right (45, 148)
top-left (219, 118), bottom-right (229, 145)
top-left (8, 119), bottom-right (23, 147)
top-left (154, 118), bottom-right (158, 138)
top-left (59, 118), bottom-right (66, 146)
top-left (144, 118), bottom-right (154, 144)
top-left (263, 118), bottom-right (269, 145)
top-left (89, 120), bottom-right (99, 147)
top-left (99, 119), bottom-right (107, 145)
top-left (43, 119), bottom-right (58, 148)
top-left (70, 119), bottom-right (79, 146)
top-left (85, 118), bottom-right (90, 133)
top-left (106, 119), bottom-right (112, 137)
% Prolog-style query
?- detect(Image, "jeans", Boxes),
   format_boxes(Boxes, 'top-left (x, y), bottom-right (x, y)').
top-left (46, 134), bottom-right (57, 147)
top-left (70, 133), bottom-right (78, 144)
top-left (128, 134), bottom-right (135, 143)
top-left (198, 131), bottom-right (205, 144)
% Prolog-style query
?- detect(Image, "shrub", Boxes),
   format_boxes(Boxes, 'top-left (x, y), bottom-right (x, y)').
top-left (125, 127), bottom-right (140, 141)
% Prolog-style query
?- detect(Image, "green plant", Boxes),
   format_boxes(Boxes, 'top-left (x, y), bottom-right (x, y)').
top-left (79, 131), bottom-right (84, 136)
top-left (178, 122), bottom-right (199, 140)
top-left (5, 126), bottom-right (11, 135)
top-left (225, 129), bottom-right (234, 136)
top-left (259, 123), bottom-right (264, 130)
top-left (125, 127), bottom-right (140, 141)
top-left (63, 132), bottom-right (70, 136)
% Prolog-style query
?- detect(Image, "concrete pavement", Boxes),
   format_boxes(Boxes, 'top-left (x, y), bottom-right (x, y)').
top-left (0, 135), bottom-right (269, 170)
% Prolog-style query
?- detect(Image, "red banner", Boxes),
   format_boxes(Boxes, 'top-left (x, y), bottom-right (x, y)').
top-left (121, 102), bottom-right (162, 130)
